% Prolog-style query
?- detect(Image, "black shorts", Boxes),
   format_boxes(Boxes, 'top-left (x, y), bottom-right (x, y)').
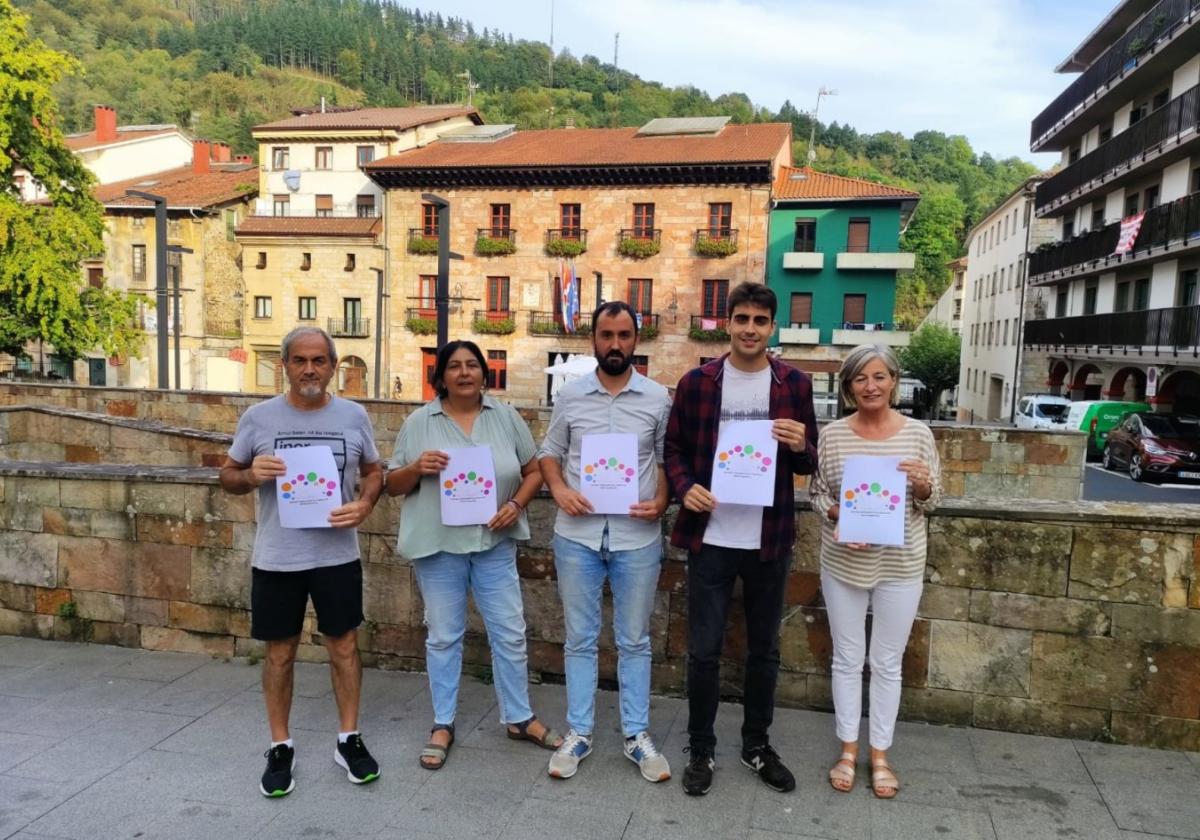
top-left (250, 559), bottom-right (364, 641)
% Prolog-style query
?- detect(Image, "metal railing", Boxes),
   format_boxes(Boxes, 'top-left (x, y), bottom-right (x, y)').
top-left (406, 306), bottom-right (436, 320)
top-left (635, 313), bottom-right (660, 335)
top-left (619, 228), bottom-right (661, 243)
top-left (694, 228), bottom-right (738, 245)
top-left (839, 321), bottom-right (899, 331)
top-left (1028, 190), bottom-right (1200, 280)
top-left (1036, 84), bottom-right (1200, 211)
top-left (527, 311), bottom-right (593, 336)
top-left (546, 228), bottom-right (587, 244)
top-left (473, 309), bottom-right (514, 322)
top-left (327, 318), bottom-right (370, 338)
top-left (1030, 0), bottom-right (1200, 146)
top-left (690, 314), bottom-right (729, 330)
top-left (476, 228), bottom-right (516, 243)
top-left (1024, 304), bottom-right (1200, 354)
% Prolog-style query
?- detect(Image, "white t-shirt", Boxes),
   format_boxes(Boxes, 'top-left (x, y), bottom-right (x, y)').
top-left (702, 360), bottom-right (771, 549)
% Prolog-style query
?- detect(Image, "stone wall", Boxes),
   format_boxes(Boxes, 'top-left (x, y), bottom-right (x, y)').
top-left (0, 383), bottom-right (1088, 500)
top-left (1, 460), bottom-right (1196, 750)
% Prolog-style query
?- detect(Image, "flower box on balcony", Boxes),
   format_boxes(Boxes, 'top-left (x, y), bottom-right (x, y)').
top-left (639, 324), bottom-right (659, 340)
top-left (472, 317), bottom-right (516, 335)
top-left (618, 237), bottom-right (660, 259)
top-left (408, 237), bottom-right (439, 256)
top-left (475, 235), bottom-right (517, 257)
top-left (545, 237), bottom-right (588, 258)
top-left (695, 237), bottom-right (738, 258)
top-left (405, 317), bottom-right (437, 335)
top-left (688, 325), bottom-right (730, 342)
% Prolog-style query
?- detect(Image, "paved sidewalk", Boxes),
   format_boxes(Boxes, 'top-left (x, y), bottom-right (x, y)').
top-left (1, 636), bottom-right (1198, 840)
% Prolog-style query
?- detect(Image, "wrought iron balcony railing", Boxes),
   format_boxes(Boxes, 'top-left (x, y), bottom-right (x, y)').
top-left (1028, 190), bottom-right (1200, 281)
top-left (1030, 0), bottom-right (1200, 147)
top-left (1024, 304), bottom-right (1200, 355)
top-left (527, 311), bottom-right (593, 336)
top-left (327, 318), bottom-right (370, 338)
top-left (1037, 84), bottom-right (1200, 212)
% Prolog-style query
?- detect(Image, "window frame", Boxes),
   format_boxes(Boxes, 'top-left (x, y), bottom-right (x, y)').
top-left (298, 296), bottom-right (317, 321)
top-left (254, 295), bottom-right (273, 319)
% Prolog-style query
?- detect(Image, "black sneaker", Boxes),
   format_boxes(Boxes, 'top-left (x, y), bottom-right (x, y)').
top-left (741, 744), bottom-right (795, 793)
top-left (335, 733), bottom-right (380, 784)
top-left (260, 744), bottom-right (295, 798)
top-left (681, 747), bottom-right (715, 796)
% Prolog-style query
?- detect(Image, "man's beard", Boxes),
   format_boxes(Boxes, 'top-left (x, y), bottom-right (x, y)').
top-left (295, 380), bottom-right (324, 398)
top-left (596, 350), bottom-right (633, 375)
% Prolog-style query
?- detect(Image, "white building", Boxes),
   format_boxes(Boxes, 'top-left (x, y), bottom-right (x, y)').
top-left (958, 176), bottom-right (1054, 422)
top-left (922, 256), bottom-right (967, 336)
top-left (1023, 0), bottom-right (1200, 414)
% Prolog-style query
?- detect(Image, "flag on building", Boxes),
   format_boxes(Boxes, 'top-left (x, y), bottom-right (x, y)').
top-left (559, 259), bottom-right (579, 333)
top-left (1113, 211), bottom-right (1145, 255)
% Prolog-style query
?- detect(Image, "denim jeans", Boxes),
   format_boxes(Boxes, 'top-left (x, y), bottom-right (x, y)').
top-left (412, 539), bottom-right (533, 727)
top-left (553, 533), bottom-right (662, 737)
top-left (686, 544), bottom-right (789, 754)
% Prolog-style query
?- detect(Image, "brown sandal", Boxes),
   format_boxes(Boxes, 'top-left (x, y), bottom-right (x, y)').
top-left (829, 752), bottom-right (857, 793)
top-left (506, 716), bottom-right (563, 750)
top-left (419, 724), bottom-right (454, 770)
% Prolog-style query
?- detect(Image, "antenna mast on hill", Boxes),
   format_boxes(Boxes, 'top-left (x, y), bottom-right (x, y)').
top-left (807, 85), bottom-right (837, 163)
top-left (548, 0), bottom-right (555, 88)
top-left (614, 32), bottom-right (620, 85)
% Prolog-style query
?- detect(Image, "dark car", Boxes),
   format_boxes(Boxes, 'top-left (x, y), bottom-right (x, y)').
top-left (1101, 412), bottom-right (1200, 482)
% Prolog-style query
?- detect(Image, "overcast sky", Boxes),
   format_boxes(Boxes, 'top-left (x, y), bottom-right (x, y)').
top-left (417, 0), bottom-right (1109, 167)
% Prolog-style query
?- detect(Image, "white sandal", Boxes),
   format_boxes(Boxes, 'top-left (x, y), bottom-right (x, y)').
top-left (828, 751), bottom-right (856, 793)
top-left (871, 759), bottom-right (899, 799)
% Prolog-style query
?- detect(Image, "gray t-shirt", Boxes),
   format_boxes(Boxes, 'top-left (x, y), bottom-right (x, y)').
top-left (229, 395), bottom-right (380, 571)
top-left (703, 360), bottom-right (770, 549)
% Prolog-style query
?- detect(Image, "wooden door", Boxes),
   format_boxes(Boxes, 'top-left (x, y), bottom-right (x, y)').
top-left (422, 348), bottom-right (437, 401)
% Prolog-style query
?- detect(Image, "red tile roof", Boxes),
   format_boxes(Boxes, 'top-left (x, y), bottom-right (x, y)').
top-left (367, 123), bottom-right (792, 170)
top-left (65, 126), bottom-right (182, 152)
top-left (235, 216), bottom-right (382, 238)
top-left (772, 167), bottom-right (920, 201)
top-left (95, 165), bottom-right (259, 210)
top-left (254, 106), bottom-right (481, 133)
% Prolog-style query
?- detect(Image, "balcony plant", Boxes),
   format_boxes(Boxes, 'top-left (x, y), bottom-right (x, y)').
top-left (618, 236), bottom-right (660, 259)
top-left (695, 237), bottom-right (738, 258)
top-left (472, 316), bottom-right (516, 335)
top-left (688, 324), bottom-right (729, 342)
top-left (408, 236), bottom-right (439, 256)
top-left (405, 316), bottom-right (437, 335)
top-left (475, 235), bottom-right (517, 256)
top-left (639, 323), bottom-right (659, 340)
top-left (545, 237), bottom-right (587, 258)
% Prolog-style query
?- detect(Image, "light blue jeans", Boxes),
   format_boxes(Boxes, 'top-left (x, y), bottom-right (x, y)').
top-left (412, 540), bottom-right (533, 727)
top-left (553, 533), bottom-right (662, 737)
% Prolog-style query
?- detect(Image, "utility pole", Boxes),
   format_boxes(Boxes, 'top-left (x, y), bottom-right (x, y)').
top-left (421, 193), bottom-right (462, 350)
top-left (807, 86), bottom-right (837, 164)
top-left (126, 189), bottom-right (169, 389)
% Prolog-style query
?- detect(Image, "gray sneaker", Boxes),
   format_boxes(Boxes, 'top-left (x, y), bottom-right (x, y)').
top-left (623, 731), bottom-right (671, 782)
top-left (547, 729), bottom-right (592, 779)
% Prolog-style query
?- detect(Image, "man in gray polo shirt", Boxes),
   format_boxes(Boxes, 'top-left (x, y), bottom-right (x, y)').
top-left (220, 326), bottom-right (383, 798)
top-left (539, 301), bottom-right (672, 783)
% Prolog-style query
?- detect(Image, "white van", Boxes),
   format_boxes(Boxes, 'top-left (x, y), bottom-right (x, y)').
top-left (1014, 394), bottom-right (1072, 430)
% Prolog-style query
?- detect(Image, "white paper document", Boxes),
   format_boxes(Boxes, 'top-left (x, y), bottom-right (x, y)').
top-left (837, 456), bottom-right (907, 546)
top-left (579, 433), bottom-right (639, 515)
top-left (709, 420), bottom-right (779, 506)
top-left (439, 447), bottom-right (499, 526)
top-left (275, 445), bottom-right (340, 529)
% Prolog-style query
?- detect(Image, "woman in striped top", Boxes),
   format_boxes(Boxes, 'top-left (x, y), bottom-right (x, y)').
top-left (808, 344), bottom-right (941, 799)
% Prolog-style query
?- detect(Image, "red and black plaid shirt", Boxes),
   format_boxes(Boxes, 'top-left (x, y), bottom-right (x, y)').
top-left (664, 354), bottom-right (818, 563)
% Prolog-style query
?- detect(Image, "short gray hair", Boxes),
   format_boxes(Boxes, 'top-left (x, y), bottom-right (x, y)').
top-left (839, 344), bottom-right (901, 410)
top-left (281, 326), bottom-right (338, 365)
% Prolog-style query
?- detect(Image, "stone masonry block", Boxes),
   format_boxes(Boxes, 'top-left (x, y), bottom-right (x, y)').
top-left (129, 542), bottom-right (192, 600)
top-left (972, 695), bottom-right (1109, 741)
top-left (1069, 528), bottom-right (1192, 605)
top-left (136, 514), bottom-right (233, 548)
top-left (208, 488), bottom-right (255, 523)
top-left (779, 606), bottom-right (832, 675)
top-left (72, 590), bottom-right (127, 623)
top-left (42, 507), bottom-right (133, 541)
top-left (57, 536), bottom-right (128, 593)
top-left (0, 502), bottom-right (45, 532)
top-left (898, 686), bottom-right (975, 727)
top-left (919, 584), bottom-right (970, 621)
top-left (969, 591), bottom-right (1110, 635)
top-left (141, 625), bottom-right (234, 657)
top-left (125, 595), bottom-right (168, 626)
top-left (0, 581), bottom-right (35, 612)
top-left (56, 479), bottom-right (129, 512)
top-left (1110, 604), bottom-right (1200, 645)
top-left (928, 620), bottom-right (1032, 697)
top-left (169, 601), bottom-right (249, 636)
top-left (0, 607), bottom-right (54, 639)
top-left (189, 548), bottom-right (251, 609)
top-left (34, 587), bottom-right (73, 615)
top-left (1110, 711), bottom-right (1200, 751)
top-left (129, 482), bottom-right (210, 520)
top-left (362, 560), bottom-right (414, 626)
top-left (928, 517), bottom-right (1071, 596)
top-left (12, 477), bottom-right (59, 506)
top-left (0, 531), bottom-right (57, 587)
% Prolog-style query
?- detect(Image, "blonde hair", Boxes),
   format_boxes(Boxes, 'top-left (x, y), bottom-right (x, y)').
top-left (839, 344), bottom-right (901, 410)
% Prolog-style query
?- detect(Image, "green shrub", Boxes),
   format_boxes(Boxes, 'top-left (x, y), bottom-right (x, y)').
top-left (688, 325), bottom-right (729, 342)
top-left (639, 324), bottom-right (659, 340)
top-left (618, 237), bottom-right (660, 259)
top-left (695, 237), bottom-right (738, 258)
top-left (408, 236), bottom-right (439, 256)
top-left (472, 317), bottom-right (516, 335)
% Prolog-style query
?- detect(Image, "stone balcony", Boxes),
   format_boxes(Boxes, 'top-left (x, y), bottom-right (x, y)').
top-left (778, 325), bottom-right (820, 344)
top-left (836, 250), bottom-right (916, 270)
top-left (781, 251), bottom-right (824, 270)
top-left (832, 324), bottom-right (911, 346)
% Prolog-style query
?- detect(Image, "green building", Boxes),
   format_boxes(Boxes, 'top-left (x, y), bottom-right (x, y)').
top-left (765, 166), bottom-right (919, 413)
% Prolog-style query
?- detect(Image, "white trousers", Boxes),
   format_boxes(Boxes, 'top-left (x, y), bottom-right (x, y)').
top-left (821, 571), bottom-right (923, 750)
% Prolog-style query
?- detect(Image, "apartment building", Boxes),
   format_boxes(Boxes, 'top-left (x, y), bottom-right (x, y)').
top-left (958, 177), bottom-right (1054, 422)
top-left (236, 106), bottom-right (481, 397)
top-left (922, 257), bottom-right (967, 336)
top-left (364, 117), bottom-right (791, 405)
top-left (1023, 0), bottom-right (1200, 414)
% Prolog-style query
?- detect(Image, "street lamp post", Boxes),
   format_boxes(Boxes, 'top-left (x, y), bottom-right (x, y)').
top-left (125, 189), bottom-right (169, 389)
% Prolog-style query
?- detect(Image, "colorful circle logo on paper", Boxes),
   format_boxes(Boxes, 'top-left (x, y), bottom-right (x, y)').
top-left (843, 481), bottom-right (900, 511)
top-left (281, 472), bottom-right (337, 500)
top-left (583, 456), bottom-right (635, 484)
top-left (715, 443), bottom-right (772, 474)
top-left (443, 471), bottom-right (494, 497)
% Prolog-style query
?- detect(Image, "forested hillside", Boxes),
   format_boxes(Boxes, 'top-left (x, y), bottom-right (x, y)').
top-left (18, 0), bottom-right (1040, 324)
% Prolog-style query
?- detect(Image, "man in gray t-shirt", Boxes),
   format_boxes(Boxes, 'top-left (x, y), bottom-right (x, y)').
top-left (220, 327), bottom-right (383, 798)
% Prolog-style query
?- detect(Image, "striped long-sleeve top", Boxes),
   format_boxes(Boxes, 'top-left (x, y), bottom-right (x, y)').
top-left (807, 416), bottom-right (942, 588)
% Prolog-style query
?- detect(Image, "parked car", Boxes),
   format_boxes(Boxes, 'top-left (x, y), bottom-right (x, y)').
top-left (1064, 400), bottom-right (1151, 460)
top-left (1101, 412), bottom-right (1200, 482)
top-left (1014, 394), bottom-right (1072, 430)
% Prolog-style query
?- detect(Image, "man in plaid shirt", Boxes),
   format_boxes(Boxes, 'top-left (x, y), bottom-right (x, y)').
top-left (664, 282), bottom-right (818, 797)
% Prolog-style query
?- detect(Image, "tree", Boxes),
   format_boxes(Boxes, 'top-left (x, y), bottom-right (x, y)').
top-left (898, 324), bottom-right (961, 419)
top-left (0, 0), bottom-right (143, 362)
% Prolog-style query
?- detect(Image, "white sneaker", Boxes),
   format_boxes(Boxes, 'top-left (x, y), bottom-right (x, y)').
top-left (547, 729), bottom-right (592, 779)
top-left (624, 731), bottom-right (671, 782)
